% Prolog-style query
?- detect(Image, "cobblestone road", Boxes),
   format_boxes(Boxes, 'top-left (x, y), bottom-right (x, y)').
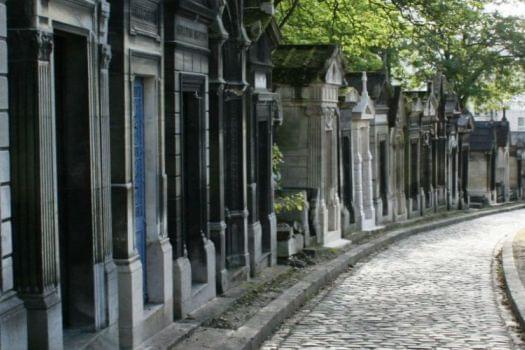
top-left (262, 210), bottom-right (525, 349)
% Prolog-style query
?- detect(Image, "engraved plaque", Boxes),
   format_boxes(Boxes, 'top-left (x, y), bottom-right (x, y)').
top-left (130, 0), bottom-right (161, 39)
top-left (174, 15), bottom-right (209, 48)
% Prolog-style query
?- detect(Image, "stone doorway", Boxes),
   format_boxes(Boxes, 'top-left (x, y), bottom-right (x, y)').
top-left (181, 77), bottom-right (209, 286)
top-left (54, 30), bottom-right (97, 330)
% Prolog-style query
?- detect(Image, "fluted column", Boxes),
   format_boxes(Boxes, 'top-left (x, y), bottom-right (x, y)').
top-left (8, 29), bottom-right (63, 350)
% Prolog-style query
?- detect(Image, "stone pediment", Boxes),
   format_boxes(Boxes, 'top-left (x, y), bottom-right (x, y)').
top-left (352, 92), bottom-right (375, 120)
top-left (324, 59), bottom-right (344, 85)
top-left (351, 72), bottom-right (375, 120)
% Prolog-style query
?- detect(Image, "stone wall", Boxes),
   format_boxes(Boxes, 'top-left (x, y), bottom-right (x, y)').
top-left (0, 2), bottom-right (27, 348)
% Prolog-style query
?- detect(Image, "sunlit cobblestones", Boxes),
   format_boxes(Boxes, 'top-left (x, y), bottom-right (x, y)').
top-left (262, 210), bottom-right (525, 349)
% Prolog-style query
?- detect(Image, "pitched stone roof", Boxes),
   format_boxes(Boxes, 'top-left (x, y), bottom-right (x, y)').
top-left (272, 44), bottom-right (342, 85)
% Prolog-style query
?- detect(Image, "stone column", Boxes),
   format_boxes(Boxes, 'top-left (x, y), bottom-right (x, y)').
top-left (208, 12), bottom-right (229, 292)
top-left (351, 122), bottom-right (365, 228)
top-left (306, 105), bottom-right (326, 241)
top-left (361, 124), bottom-right (376, 226)
top-left (8, 29), bottom-right (63, 350)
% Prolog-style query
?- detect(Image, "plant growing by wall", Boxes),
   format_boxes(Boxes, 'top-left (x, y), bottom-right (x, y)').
top-left (272, 143), bottom-right (306, 214)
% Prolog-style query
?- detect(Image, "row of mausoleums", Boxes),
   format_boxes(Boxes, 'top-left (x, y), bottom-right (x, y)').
top-left (0, 0), bottom-right (281, 348)
top-left (272, 45), bottom-right (525, 254)
top-left (0, 2), bottom-right (523, 348)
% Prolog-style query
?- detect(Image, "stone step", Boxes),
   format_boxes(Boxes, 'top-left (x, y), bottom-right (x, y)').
top-left (324, 230), bottom-right (341, 244)
top-left (324, 238), bottom-right (351, 249)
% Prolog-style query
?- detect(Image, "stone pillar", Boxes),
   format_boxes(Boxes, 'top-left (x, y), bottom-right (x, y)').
top-left (0, 2), bottom-right (27, 347)
top-left (351, 122), bottom-right (366, 228)
top-left (306, 105), bottom-right (327, 241)
top-left (350, 73), bottom-right (377, 230)
top-left (222, 6), bottom-right (251, 276)
top-left (8, 28), bottom-right (63, 350)
top-left (361, 124), bottom-right (376, 226)
top-left (208, 12), bottom-right (229, 293)
top-left (96, 37), bottom-right (119, 346)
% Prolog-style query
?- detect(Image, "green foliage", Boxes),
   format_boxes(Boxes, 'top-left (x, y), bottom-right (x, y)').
top-left (274, 192), bottom-right (306, 214)
top-left (392, 0), bottom-right (525, 108)
top-left (272, 144), bottom-right (306, 214)
top-left (275, 0), bottom-right (525, 108)
top-left (275, 0), bottom-right (406, 71)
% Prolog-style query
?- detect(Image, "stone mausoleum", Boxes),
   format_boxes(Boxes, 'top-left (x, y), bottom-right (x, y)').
top-left (273, 44), bottom-right (347, 247)
top-left (0, 0), bottom-right (281, 348)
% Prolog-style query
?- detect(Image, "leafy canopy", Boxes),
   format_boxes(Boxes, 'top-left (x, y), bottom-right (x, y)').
top-left (275, 0), bottom-right (525, 109)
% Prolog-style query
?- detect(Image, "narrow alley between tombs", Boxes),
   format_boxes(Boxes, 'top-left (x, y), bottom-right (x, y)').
top-left (262, 210), bottom-right (525, 349)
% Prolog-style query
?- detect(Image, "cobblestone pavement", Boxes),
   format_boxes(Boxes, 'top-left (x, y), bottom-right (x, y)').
top-left (262, 210), bottom-right (525, 349)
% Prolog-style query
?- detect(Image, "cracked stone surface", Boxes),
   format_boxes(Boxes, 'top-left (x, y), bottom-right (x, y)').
top-left (262, 210), bottom-right (525, 349)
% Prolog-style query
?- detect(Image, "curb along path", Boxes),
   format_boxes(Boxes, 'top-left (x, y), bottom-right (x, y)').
top-left (168, 204), bottom-right (525, 350)
top-left (502, 227), bottom-right (525, 339)
top-left (262, 209), bottom-right (525, 349)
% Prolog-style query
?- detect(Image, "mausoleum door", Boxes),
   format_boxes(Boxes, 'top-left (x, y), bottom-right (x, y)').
top-left (181, 77), bottom-right (208, 284)
top-left (54, 31), bottom-right (96, 329)
top-left (134, 78), bottom-right (148, 302)
top-left (410, 140), bottom-right (418, 210)
top-left (451, 147), bottom-right (457, 199)
top-left (342, 136), bottom-right (354, 223)
top-left (379, 140), bottom-right (388, 215)
top-left (256, 103), bottom-right (272, 253)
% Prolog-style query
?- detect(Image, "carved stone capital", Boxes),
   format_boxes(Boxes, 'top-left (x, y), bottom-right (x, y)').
top-left (99, 44), bottom-right (112, 70)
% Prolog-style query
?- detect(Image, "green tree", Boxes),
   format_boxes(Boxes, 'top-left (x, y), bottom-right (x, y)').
top-left (275, 0), bottom-right (407, 71)
top-left (275, 0), bottom-right (525, 109)
top-left (391, 0), bottom-right (525, 109)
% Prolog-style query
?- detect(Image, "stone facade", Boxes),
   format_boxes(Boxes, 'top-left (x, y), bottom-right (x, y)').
top-left (2, 0), bottom-right (281, 348)
top-left (348, 73), bottom-right (378, 231)
top-left (7, 0), bottom-right (117, 348)
top-left (390, 88), bottom-right (408, 222)
top-left (108, 1), bottom-right (172, 347)
top-left (348, 72), bottom-right (394, 225)
top-left (0, 2), bottom-right (27, 348)
top-left (246, 18), bottom-right (281, 272)
top-left (469, 121), bottom-right (501, 206)
top-left (274, 45), bottom-right (347, 247)
top-left (165, 0), bottom-right (217, 320)
top-left (404, 92), bottom-right (424, 218)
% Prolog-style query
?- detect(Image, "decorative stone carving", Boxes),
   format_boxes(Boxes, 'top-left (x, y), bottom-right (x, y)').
top-left (324, 108), bottom-right (335, 131)
top-left (130, 0), bottom-right (161, 39)
top-left (99, 44), bottom-right (112, 70)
